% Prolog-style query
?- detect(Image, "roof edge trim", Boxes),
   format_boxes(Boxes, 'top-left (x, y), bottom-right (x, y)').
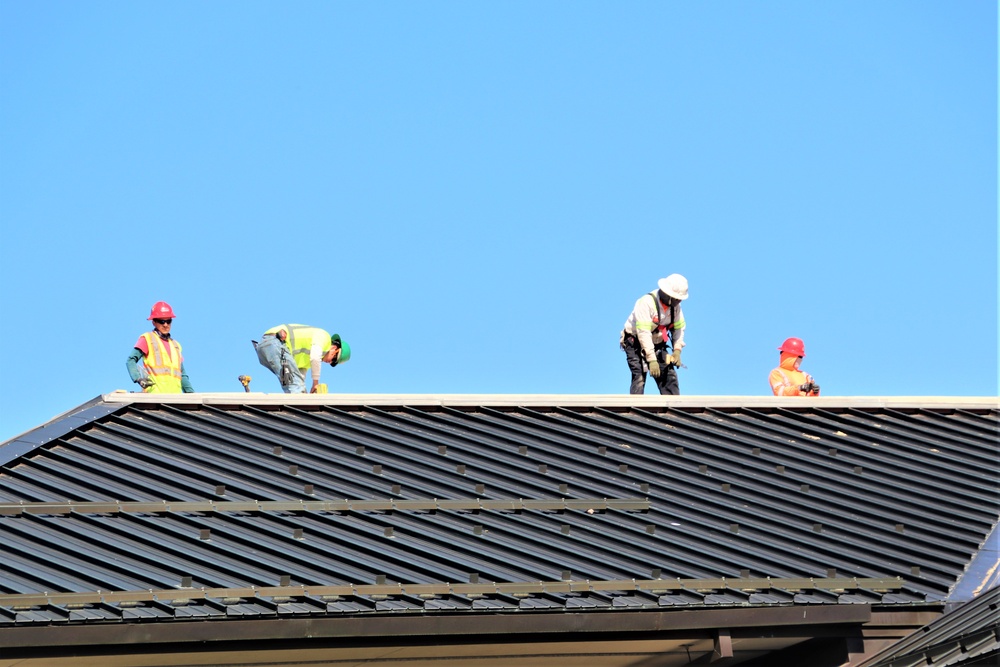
top-left (0, 576), bottom-right (906, 606)
top-left (950, 521), bottom-right (1000, 602)
top-left (98, 392), bottom-right (1000, 411)
top-left (0, 398), bottom-right (126, 463)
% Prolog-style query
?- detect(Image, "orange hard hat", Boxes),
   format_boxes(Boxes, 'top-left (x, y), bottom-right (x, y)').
top-left (777, 337), bottom-right (806, 357)
top-left (147, 301), bottom-right (177, 320)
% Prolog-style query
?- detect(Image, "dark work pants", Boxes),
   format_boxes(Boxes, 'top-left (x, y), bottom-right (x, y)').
top-left (623, 333), bottom-right (679, 395)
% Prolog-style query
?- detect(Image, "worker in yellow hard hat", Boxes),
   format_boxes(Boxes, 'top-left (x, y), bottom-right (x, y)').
top-left (620, 274), bottom-right (688, 395)
top-left (769, 337), bottom-right (820, 396)
top-left (126, 301), bottom-right (194, 393)
top-left (253, 324), bottom-right (351, 393)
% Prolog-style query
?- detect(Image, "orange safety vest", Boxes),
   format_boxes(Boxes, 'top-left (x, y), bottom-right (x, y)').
top-left (769, 353), bottom-right (818, 397)
top-left (140, 332), bottom-right (184, 393)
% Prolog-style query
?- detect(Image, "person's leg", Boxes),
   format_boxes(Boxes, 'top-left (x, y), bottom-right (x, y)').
top-left (279, 346), bottom-right (306, 393)
top-left (624, 335), bottom-right (646, 394)
top-left (255, 337), bottom-right (285, 388)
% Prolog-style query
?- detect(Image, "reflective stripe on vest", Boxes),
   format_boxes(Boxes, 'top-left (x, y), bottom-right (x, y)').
top-left (771, 368), bottom-right (814, 396)
top-left (772, 368), bottom-right (794, 394)
top-left (140, 332), bottom-right (183, 393)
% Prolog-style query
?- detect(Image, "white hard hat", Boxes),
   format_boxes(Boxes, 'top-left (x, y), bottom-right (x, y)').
top-left (657, 274), bottom-right (689, 300)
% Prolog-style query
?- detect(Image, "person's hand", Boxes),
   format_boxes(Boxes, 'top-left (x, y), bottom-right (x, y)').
top-left (648, 360), bottom-right (661, 378)
top-left (669, 349), bottom-right (682, 366)
top-left (136, 378), bottom-right (155, 389)
top-left (310, 384), bottom-right (319, 394)
top-left (800, 382), bottom-right (816, 394)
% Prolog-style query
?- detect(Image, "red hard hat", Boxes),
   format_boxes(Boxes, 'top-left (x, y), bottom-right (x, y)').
top-left (147, 301), bottom-right (177, 320)
top-left (777, 337), bottom-right (806, 357)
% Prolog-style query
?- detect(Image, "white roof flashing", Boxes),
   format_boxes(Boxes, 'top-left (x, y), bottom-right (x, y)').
top-left (100, 392), bottom-right (1000, 411)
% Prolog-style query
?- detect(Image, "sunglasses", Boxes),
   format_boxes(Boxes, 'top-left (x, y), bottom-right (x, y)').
top-left (153, 319), bottom-right (173, 325)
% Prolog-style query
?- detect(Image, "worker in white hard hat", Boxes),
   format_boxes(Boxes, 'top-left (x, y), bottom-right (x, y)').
top-left (620, 274), bottom-right (688, 395)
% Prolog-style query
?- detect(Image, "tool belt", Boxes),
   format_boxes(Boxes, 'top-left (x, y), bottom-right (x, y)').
top-left (622, 332), bottom-right (667, 351)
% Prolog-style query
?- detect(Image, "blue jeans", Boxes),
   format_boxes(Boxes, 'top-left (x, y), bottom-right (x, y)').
top-left (254, 335), bottom-right (305, 393)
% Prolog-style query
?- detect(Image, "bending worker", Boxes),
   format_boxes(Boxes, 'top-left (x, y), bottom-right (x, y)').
top-left (769, 337), bottom-right (820, 396)
top-left (254, 324), bottom-right (351, 393)
top-left (621, 274), bottom-right (688, 395)
top-left (126, 301), bottom-right (194, 393)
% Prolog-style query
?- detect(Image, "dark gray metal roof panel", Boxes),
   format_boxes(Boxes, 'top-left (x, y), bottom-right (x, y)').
top-left (0, 398), bottom-right (125, 465)
top-left (952, 522), bottom-right (1000, 601)
top-left (0, 394), bottom-right (997, 630)
top-left (858, 585), bottom-right (1000, 667)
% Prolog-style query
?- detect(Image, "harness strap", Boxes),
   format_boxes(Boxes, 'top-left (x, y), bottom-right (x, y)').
top-left (648, 291), bottom-right (675, 347)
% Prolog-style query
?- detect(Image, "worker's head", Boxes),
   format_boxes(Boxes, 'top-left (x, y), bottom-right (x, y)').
top-left (657, 274), bottom-right (689, 304)
top-left (152, 317), bottom-right (173, 335)
top-left (326, 334), bottom-right (352, 367)
top-left (148, 302), bottom-right (175, 335)
top-left (778, 337), bottom-right (805, 370)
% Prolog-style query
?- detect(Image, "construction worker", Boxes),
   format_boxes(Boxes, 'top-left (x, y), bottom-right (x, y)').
top-left (126, 301), bottom-right (194, 393)
top-left (769, 337), bottom-right (820, 396)
top-left (621, 274), bottom-right (688, 395)
top-left (253, 324), bottom-right (351, 393)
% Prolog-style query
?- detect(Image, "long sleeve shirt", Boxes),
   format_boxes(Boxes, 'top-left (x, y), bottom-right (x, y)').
top-left (622, 292), bottom-right (685, 363)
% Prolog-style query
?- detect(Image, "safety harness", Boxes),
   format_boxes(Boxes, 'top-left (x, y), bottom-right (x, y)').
top-left (648, 291), bottom-right (676, 346)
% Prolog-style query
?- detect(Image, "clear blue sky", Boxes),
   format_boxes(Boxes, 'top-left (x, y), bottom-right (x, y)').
top-left (1, 2), bottom-right (996, 443)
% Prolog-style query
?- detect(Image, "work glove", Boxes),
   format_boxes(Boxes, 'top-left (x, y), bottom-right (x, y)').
top-left (799, 382), bottom-right (817, 394)
top-left (648, 360), bottom-right (662, 378)
top-left (669, 349), bottom-right (682, 367)
top-left (136, 378), bottom-right (155, 389)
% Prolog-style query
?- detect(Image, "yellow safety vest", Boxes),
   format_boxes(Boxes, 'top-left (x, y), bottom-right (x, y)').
top-left (265, 324), bottom-right (331, 370)
top-left (140, 332), bottom-right (184, 393)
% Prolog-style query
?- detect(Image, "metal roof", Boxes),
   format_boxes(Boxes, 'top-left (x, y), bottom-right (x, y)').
top-left (858, 585), bottom-right (1000, 667)
top-left (1, 394), bottom-right (997, 639)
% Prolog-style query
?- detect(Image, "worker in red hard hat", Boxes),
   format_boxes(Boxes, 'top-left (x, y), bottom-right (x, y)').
top-left (769, 337), bottom-right (819, 397)
top-left (621, 274), bottom-right (688, 395)
top-left (126, 302), bottom-right (194, 393)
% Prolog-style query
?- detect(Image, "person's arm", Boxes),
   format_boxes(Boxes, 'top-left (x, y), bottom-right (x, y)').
top-left (181, 362), bottom-right (194, 393)
top-left (309, 339), bottom-right (323, 391)
top-left (126, 349), bottom-right (144, 383)
top-left (634, 296), bottom-right (658, 364)
top-left (671, 305), bottom-right (686, 350)
top-left (667, 305), bottom-right (686, 365)
top-left (770, 368), bottom-right (803, 396)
